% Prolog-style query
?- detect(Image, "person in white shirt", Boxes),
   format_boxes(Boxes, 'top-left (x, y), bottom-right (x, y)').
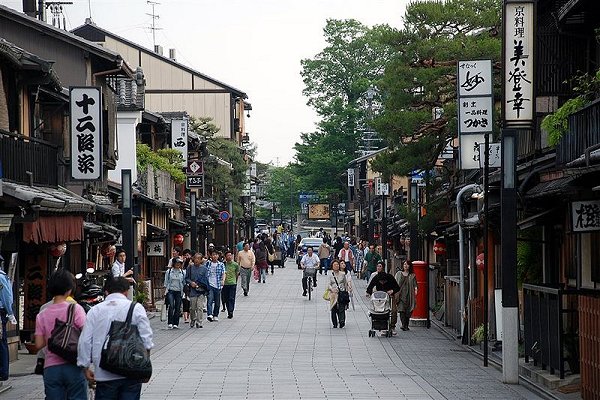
top-left (338, 241), bottom-right (355, 274)
top-left (77, 277), bottom-right (153, 399)
top-left (300, 247), bottom-right (320, 296)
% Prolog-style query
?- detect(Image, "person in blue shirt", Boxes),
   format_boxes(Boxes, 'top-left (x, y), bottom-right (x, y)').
top-left (0, 255), bottom-right (16, 381)
top-left (205, 252), bottom-right (226, 322)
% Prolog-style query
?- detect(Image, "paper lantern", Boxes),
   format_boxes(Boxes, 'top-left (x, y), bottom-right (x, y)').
top-left (173, 234), bottom-right (185, 246)
top-left (433, 241), bottom-right (447, 255)
top-left (476, 253), bottom-right (485, 270)
top-left (50, 243), bottom-right (67, 257)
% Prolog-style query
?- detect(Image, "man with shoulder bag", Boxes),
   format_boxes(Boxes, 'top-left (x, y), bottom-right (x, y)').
top-left (77, 277), bottom-right (154, 400)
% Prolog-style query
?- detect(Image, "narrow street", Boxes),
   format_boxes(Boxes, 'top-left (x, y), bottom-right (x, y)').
top-left (6, 259), bottom-right (541, 400)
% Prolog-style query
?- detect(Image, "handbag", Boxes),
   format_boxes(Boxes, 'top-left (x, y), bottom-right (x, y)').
top-left (267, 251), bottom-right (275, 262)
top-left (333, 276), bottom-right (350, 306)
top-left (322, 287), bottom-right (330, 301)
top-left (47, 303), bottom-right (80, 364)
top-left (100, 302), bottom-right (152, 380)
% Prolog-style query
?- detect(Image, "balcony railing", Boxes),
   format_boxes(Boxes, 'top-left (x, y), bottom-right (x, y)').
top-left (0, 130), bottom-right (59, 186)
top-left (556, 98), bottom-right (600, 166)
top-left (523, 284), bottom-right (579, 379)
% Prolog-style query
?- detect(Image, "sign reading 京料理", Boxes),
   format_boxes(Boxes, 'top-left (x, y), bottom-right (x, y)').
top-left (572, 200), bottom-right (600, 232)
top-left (70, 87), bottom-right (102, 180)
top-left (504, 2), bottom-right (534, 126)
top-left (171, 118), bottom-right (188, 164)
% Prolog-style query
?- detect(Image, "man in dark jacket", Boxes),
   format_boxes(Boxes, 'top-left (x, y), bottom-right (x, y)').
top-left (366, 262), bottom-right (400, 296)
top-left (185, 253), bottom-right (208, 328)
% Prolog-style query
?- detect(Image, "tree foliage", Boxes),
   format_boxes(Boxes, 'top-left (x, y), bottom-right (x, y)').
top-left (188, 117), bottom-right (248, 217)
top-left (371, 0), bottom-right (502, 177)
top-left (136, 144), bottom-right (186, 183)
top-left (295, 19), bottom-right (396, 197)
top-left (263, 166), bottom-right (301, 218)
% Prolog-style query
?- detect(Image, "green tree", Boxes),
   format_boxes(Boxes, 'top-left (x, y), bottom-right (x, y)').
top-left (263, 166), bottom-right (300, 220)
top-left (371, 0), bottom-right (502, 178)
top-left (296, 19), bottom-right (396, 196)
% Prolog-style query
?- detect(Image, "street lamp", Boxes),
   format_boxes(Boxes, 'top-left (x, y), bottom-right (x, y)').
top-left (501, 128), bottom-right (518, 383)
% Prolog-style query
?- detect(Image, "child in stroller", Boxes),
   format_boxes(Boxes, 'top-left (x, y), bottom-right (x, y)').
top-left (368, 291), bottom-right (392, 337)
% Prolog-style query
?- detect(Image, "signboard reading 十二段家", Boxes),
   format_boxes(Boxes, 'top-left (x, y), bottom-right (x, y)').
top-left (504, 2), bottom-right (534, 126)
top-left (70, 87), bottom-right (102, 180)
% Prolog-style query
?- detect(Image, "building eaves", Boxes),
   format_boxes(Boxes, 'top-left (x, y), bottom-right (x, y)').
top-left (0, 38), bottom-right (62, 91)
top-left (71, 22), bottom-right (248, 98)
top-left (0, 5), bottom-right (133, 78)
top-left (2, 182), bottom-right (95, 213)
top-left (348, 147), bottom-right (389, 166)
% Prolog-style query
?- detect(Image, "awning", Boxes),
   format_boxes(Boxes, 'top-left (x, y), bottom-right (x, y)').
top-left (2, 182), bottom-right (95, 213)
top-left (524, 176), bottom-right (579, 199)
top-left (87, 194), bottom-right (121, 215)
top-left (147, 223), bottom-right (168, 235)
top-left (169, 218), bottom-right (188, 229)
top-left (23, 215), bottom-right (83, 244)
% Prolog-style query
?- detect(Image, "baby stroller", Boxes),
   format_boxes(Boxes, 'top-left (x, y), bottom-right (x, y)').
top-left (368, 291), bottom-right (392, 337)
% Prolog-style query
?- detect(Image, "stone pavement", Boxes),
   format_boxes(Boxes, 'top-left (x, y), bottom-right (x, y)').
top-left (3, 259), bottom-right (543, 399)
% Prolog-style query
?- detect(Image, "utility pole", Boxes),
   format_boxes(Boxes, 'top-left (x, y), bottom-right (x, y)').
top-left (146, 1), bottom-right (161, 50)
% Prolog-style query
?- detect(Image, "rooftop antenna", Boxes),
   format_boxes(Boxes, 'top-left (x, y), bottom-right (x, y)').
top-left (45, 1), bottom-right (72, 30)
top-left (146, 0), bottom-right (161, 49)
top-left (87, 0), bottom-right (92, 20)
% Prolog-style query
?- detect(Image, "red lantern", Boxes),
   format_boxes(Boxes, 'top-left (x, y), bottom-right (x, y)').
top-left (173, 234), bottom-right (185, 246)
top-left (476, 253), bottom-right (485, 270)
top-left (433, 241), bottom-right (447, 256)
top-left (49, 243), bottom-right (67, 257)
top-left (373, 233), bottom-right (380, 239)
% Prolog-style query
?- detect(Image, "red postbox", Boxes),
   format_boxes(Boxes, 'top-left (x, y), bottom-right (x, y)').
top-left (410, 260), bottom-right (429, 323)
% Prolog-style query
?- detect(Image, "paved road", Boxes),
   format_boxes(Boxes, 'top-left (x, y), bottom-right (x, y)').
top-left (5, 259), bottom-right (541, 399)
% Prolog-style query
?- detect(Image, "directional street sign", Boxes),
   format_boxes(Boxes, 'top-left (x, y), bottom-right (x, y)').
top-left (186, 175), bottom-right (204, 188)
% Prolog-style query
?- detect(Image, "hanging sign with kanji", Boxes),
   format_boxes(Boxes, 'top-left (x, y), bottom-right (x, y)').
top-left (504, 2), bottom-right (534, 126)
top-left (171, 118), bottom-right (188, 164)
top-left (70, 87), bottom-right (102, 180)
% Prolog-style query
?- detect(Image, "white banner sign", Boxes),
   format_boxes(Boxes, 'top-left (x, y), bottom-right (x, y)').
top-left (458, 60), bottom-right (493, 97)
top-left (479, 142), bottom-right (502, 168)
top-left (347, 168), bottom-right (355, 187)
top-left (146, 241), bottom-right (165, 256)
top-left (171, 119), bottom-right (188, 164)
top-left (504, 2), bottom-right (534, 125)
top-left (572, 200), bottom-right (600, 232)
top-left (70, 87), bottom-right (102, 180)
top-left (459, 96), bottom-right (493, 133)
top-left (460, 134), bottom-right (490, 170)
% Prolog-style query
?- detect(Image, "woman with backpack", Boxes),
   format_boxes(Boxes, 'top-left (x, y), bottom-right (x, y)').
top-left (35, 269), bottom-right (87, 399)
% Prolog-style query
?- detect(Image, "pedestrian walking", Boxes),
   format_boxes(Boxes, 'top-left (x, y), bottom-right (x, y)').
top-left (77, 277), bottom-right (154, 400)
top-left (0, 255), bottom-right (16, 381)
top-left (265, 237), bottom-right (276, 274)
top-left (255, 240), bottom-right (269, 283)
top-left (395, 260), bottom-right (418, 331)
top-left (222, 250), bottom-right (240, 319)
top-left (185, 253), bottom-right (208, 328)
top-left (355, 242), bottom-right (365, 278)
top-left (206, 252), bottom-right (226, 322)
top-left (317, 241), bottom-right (331, 274)
top-left (363, 244), bottom-right (382, 281)
top-left (164, 257), bottom-right (185, 329)
top-left (35, 269), bottom-right (87, 400)
top-left (237, 242), bottom-right (255, 296)
top-left (272, 233), bottom-right (285, 269)
top-left (328, 260), bottom-right (352, 328)
top-left (337, 241), bottom-right (355, 274)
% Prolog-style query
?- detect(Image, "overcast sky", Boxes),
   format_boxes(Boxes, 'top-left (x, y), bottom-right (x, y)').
top-left (4, 0), bottom-right (408, 165)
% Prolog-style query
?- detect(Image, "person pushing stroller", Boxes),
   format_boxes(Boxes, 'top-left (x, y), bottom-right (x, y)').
top-left (366, 262), bottom-right (400, 335)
